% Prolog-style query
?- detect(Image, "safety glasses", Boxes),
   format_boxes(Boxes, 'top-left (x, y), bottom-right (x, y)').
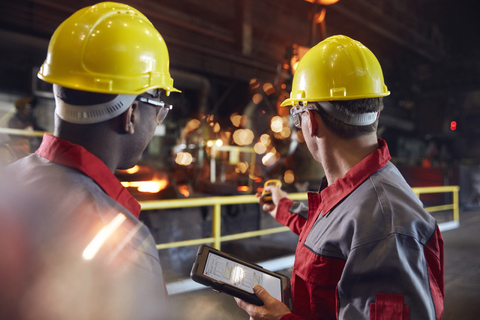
top-left (290, 104), bottom-right (318, 128)
top-left (135, 96), bottom-right (173, 125)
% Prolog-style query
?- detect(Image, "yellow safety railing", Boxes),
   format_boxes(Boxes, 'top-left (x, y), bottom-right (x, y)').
top-left (412, 186), bottom-right (460, 222)
top-left (140, 186), bottom-right (460, 251)
top-left (0, 128), bottom-right (47, 137)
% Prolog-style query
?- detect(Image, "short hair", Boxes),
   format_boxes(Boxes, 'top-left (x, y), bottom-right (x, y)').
top-left (314, 97), bottom-right (384, 139)
top-left (54, 84), bottom-right (119, 106)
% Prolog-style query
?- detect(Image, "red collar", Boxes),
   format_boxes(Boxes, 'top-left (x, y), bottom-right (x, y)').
top-left (36, 133), bottom-right (141, 218)
top-left (317, 138), bottom-right (391, 216)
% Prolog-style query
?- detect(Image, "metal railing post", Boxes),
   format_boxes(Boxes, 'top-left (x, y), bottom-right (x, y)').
top-left (212, 203), bottom-right (222, 250)
top-left (453, 187), bottom-right (459, 222)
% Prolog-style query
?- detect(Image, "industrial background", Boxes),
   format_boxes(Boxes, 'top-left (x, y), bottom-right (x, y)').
top-left (1, 0), bottom-right (480, 319)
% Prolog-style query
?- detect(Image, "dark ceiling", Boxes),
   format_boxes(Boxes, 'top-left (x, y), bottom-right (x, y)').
top-left (1, 0), bottom-right (479, 146)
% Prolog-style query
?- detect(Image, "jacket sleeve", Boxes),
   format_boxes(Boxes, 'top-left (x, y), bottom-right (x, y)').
top-left (337, 229), bottom-right (444, 320)
top-left (275, 198), bottom-right (308, 236)
top-left (280, 313), bottom-right (306, 320)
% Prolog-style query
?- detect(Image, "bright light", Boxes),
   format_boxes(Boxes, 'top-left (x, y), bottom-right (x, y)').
top-left (263, 83), bottom-right (275, 96)
top-left (235, 161), bottom-right (249, 174)
top-left (83, 213), bottom-right (126, 260)
top-left (125, 165), bottom-right (139, 174)
top-left (284, 170), bottom-right (295, 184)
top-left (249, 78), bottom-right (260, 89)
top-left (254, 142), bottom-right (267, 154)
top-left (207, 140), bottom-right (214, 147)
top-left (178, 184), bottom-right (190, 197)
top-left (233, 129), bottom-right (254, 146)
top-left (175, 152), bottom-right (193, 166)
top-left (136, 181), bottom-right (167, 193)
top-left (450, 121), bottom-right (457, 131)
top-left (252, 93), bottom-right (263, 104)
top-left (230, 113), bottom-right (242, 127)
top-left (185, 119), bottom-right (201, 132)
top-left (230, 266), bottom-right (245, 284)
top-left (271, 116), bottom-right (284, 133)
top-left (216, 139), bottom-right (223, 147)
top-left (121, 179), bottom-right (168, 193)
top-left (262, 152), bottom-right (279, 167)
top-left (304, 0), bottom-right (339, 4)
top-left (315, 8), bottom-right (326, 23)
top-left (275, 127), bottom-right (292, 140)
top-left (260, 134), bottom-right (271, 146)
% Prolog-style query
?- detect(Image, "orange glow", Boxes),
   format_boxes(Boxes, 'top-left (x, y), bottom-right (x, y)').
top-left (213, 122), bottom-right (221, 133)
top-left (185, 119), bottom-right (201, 133)
top-left (121, 178), bottom-right (168, 193)
top-left (262, 151), bottom-right (280, 167)
top-left (284, 170), bottom-right (295, 184)
top-left (304, 0), bottom-right (339, 4)
top-left (315, 8), bottom-right (326, 23)
top-left (254, 142), bottom-right (267, 154)
top-left (230, 113), bottom-right (242, 127)
top-left (235, 161), bottom-right (249, 174)
top-left (237, 186), bottom-right (250, 192)
top-left (275, 127), bottom-right (292, 140)
top-left (260, 134), bottom-right (271, 146)
top-left (296, 130), bottom-right (305, 143)
top-left (121, 165), bottom-right (139, 174)
top-left (233, 129), bottom-right (254, 146)
top-left (175, 152), bottom-right (193, 166)
top-left (263, 83), bottom-right (275, 96)
top-left (271, 116), bottom-right (283, 133)
top-left (252, 93), bottom-right (263, 104)
top-left (178, 184), bottom-right (190, 197)
top-left (249, 78), bottom-right (260, 89)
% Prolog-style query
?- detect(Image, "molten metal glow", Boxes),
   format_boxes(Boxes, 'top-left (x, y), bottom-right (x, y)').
top-left (178, 184), bottom-right (190, 197)
top-left (121, 177), bottom-right (169, 193)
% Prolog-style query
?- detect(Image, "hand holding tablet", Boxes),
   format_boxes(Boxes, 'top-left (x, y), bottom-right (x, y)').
top-left (190, 245), bottom-right (292, 309)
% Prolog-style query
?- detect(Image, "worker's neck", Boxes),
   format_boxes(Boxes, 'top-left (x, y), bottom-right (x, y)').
top-left (318, 133), bottom-right (378, 186)
top-left (54, 126), bottom-right (119, 173)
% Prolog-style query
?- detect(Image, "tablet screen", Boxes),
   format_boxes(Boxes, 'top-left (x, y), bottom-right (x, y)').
top-left (203, 252), bottom-right (282, 301)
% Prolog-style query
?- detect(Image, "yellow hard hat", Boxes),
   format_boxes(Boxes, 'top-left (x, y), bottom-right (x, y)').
top-left (281, 35), bottom-right (389, 107)
top-left (38, 2), bottom-right (180, 96)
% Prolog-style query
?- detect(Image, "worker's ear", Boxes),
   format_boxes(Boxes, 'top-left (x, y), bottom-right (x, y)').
top-left (122, 102), bottom-right (138, 134)
top-left (305, 109), bottom-right (319, 137)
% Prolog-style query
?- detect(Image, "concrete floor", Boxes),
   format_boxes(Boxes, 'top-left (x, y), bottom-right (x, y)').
top-left (166, 208), bottom-right (480, 319)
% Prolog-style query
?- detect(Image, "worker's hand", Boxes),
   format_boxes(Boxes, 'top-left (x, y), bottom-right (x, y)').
top-left (256, 187), bottom-right (289, 219)
top-left (235, 285), bottom-right (291, 320)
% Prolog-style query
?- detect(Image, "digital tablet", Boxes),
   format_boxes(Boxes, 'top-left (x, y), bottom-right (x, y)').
top-left (190, 245), bottom-right (292, 309)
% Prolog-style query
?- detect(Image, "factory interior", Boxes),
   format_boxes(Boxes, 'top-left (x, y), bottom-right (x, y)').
top-left (1, 0), bottom-right (480, 319)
